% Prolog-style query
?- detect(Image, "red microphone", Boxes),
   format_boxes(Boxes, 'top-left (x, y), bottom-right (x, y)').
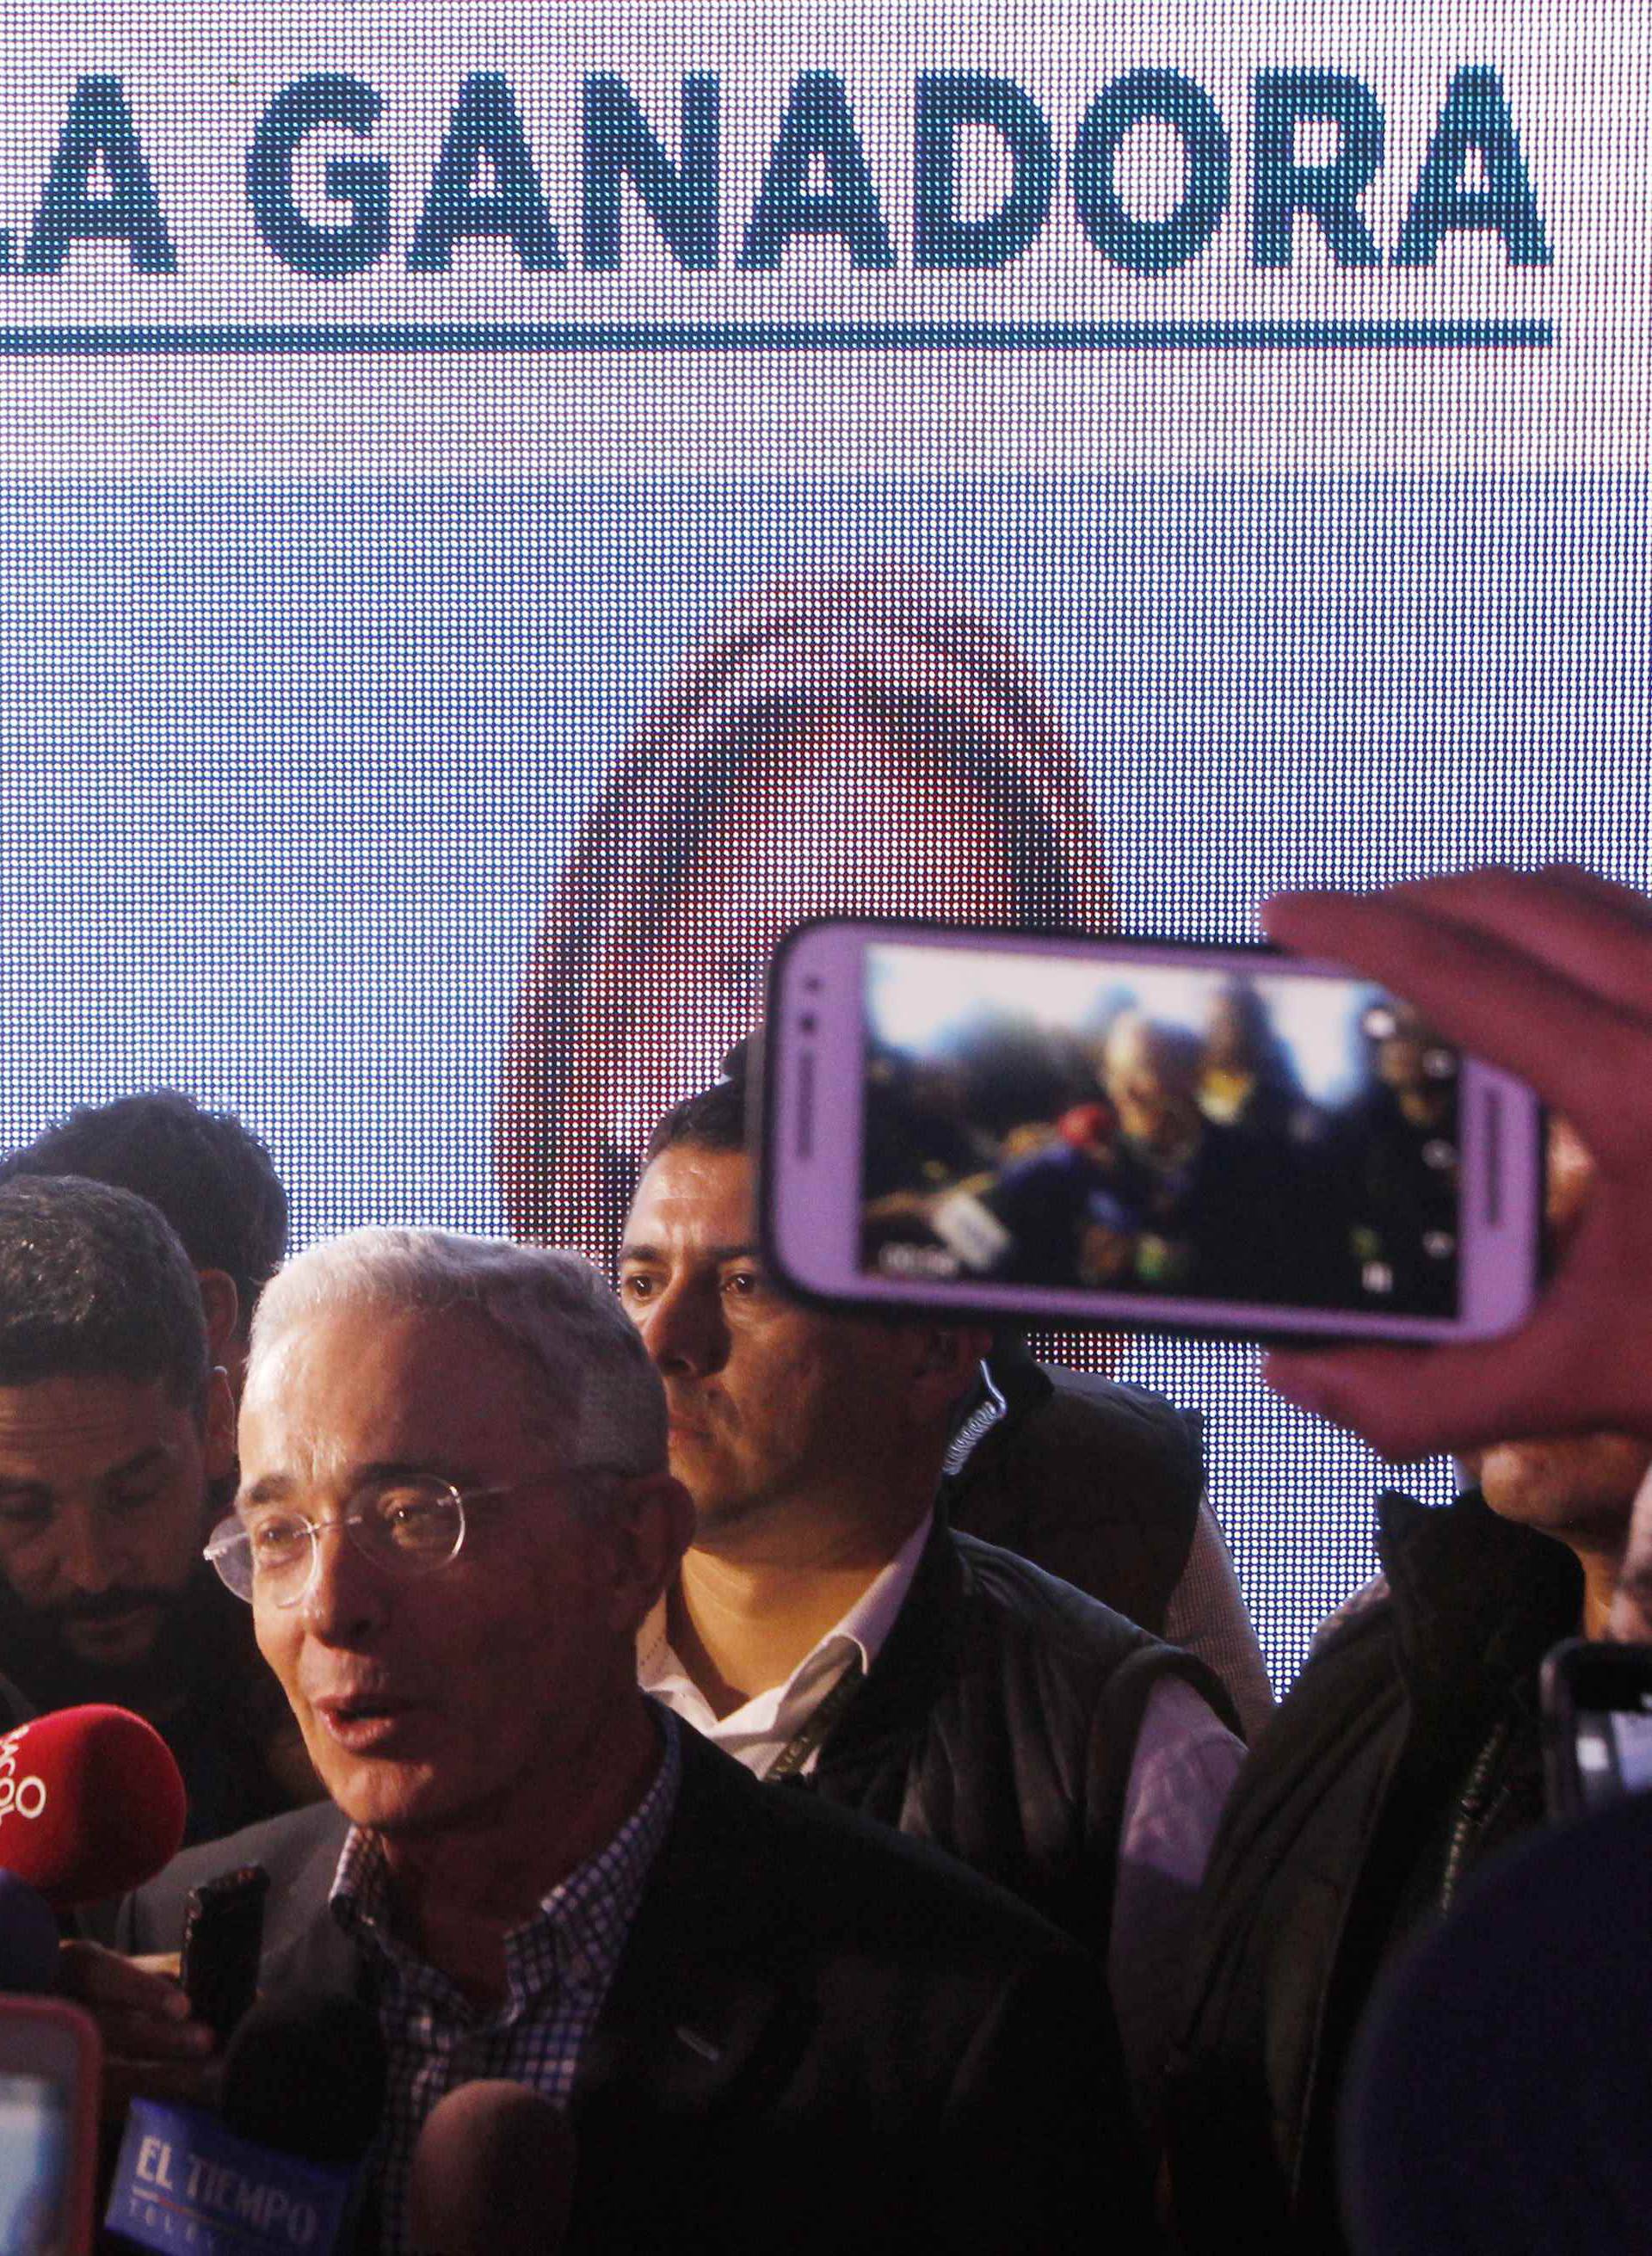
top-left (1058, 1100), bottom-right (1119, 1151)
top-left (407, 2081), bottom-right (577, 2256)
top-left (0, 1706), bottom-right (186, 1910)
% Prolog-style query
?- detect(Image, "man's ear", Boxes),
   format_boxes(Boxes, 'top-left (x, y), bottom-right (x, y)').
top-left (196, 1269), bottom-right (242, 1369)
top-left (202, 1365), bottom-right (238, 1489)
top-left (904, 1324), bottom-right (994, 1419)
top-left (605, 1472), bottom-right (697, 1630)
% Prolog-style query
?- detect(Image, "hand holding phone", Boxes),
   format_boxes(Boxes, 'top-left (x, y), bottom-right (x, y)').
top-left (761, 917), bottom-right (1543, 1346)
top-left (56, 1942), bottom-right (219, 2123)
top-left (1261, 866), bottom-right (1652, 1457)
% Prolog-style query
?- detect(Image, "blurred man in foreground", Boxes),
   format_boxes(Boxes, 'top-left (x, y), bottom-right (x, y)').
top-left (620, 1075), bottom-right (1246, 2125)
top-left (1165, 1415), bottom-right (1650, 2253)
top-left (982, 1013), bottom-right (1290, 1298)
top-left (0, 1177), bottom-right (300, 1838)
top-left (67, 1229), bottom-right (1148, 2255)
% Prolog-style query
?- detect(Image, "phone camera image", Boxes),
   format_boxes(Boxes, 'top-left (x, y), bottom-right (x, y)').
top-left (0, 2072), bottom-right (68, 2253)
top-left (858, 945), bottom-right (1464, 1320)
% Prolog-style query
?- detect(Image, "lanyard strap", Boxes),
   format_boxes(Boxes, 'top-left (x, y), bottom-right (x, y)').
top-left (764, 1655), bottom-right (866, 1784)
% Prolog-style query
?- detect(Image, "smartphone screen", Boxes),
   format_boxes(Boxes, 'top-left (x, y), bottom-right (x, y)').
top-left (762, 921), bottom-right (1543, 1342)
top-left (0, 2071), bottom-right (69, 2255)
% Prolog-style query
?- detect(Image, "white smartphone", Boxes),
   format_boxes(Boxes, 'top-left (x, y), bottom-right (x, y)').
top-left (759, 919), bottom-right (1544, 1342)
top-left (0, 1997), bottom-right (101, 2255)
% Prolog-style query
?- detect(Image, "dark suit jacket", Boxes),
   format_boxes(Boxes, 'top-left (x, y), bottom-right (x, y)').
top-left (123, 1723), bottom-right (1152, 2254)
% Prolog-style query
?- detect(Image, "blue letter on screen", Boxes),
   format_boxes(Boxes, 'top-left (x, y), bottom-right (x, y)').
top-left (583, 75), bottom-right (718, 270)
top-left (21, 76), bottom-right (175, 274)
top-left (1394, 66), bottom-right (1550, 266)
top-left (738, 71), bottom-right (894, 270)
top-left (408, 73), bottom-right (563, 272)
top-left (914, 73), bottom-right (1053, 269)
top-left (248, 76), bottom-right (391, 276)
top-left (1252, 72), bottom-right (1384, 268)
top-left (1071, 71), bottom-right (1229, 272)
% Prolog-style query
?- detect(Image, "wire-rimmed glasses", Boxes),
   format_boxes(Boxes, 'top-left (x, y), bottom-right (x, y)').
top-left (204, 1476), bottom-right (510, 1609)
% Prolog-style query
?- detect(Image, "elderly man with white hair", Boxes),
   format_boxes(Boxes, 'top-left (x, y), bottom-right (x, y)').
top-left (64, 1227), bottom-right (1148, 2256)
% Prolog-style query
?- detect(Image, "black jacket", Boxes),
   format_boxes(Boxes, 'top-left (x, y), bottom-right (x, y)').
top-left (1164, 1489), bottom-right (1581, 2254)
top-left (808, 1519), bottom-right (1236, 1963)
top-left (943, 1346), bottom-right (1204, 1636)
top-left (123, 1724), bottom-right (1154, 2256)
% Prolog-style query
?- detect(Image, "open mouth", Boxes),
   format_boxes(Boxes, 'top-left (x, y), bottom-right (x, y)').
top-left (313, 1696), bottom-right (422, 1753)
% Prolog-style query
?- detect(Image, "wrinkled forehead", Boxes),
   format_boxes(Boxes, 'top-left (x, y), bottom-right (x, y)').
top-left (625, 1141), bottom-right (754, 1243)
top-left (0, 1368), bottom-right (197, 1486)
top-left (238, 1299), bottom-right (558, 1495)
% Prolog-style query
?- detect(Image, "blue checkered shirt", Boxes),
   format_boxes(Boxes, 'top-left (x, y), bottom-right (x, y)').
top-left (329, 1709), bottom-right (682, 2254)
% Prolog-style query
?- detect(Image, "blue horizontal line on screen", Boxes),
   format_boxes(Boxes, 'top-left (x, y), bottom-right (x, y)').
top-left (0, 318), bottom-right (1554, 353)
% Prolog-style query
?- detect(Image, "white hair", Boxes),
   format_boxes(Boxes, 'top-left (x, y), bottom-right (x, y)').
top-left (247, 1228), bottom-right (666, 1483)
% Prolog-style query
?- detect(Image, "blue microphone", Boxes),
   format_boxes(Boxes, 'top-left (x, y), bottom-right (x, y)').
top-left (0, 1869), bottom-right (60, 1995)
top-left (106, 1991), bottom-right (388, 2256)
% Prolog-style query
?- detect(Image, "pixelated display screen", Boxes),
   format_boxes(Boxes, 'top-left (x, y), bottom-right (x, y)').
top-left (0, 4), bottom-right (1643, 1686)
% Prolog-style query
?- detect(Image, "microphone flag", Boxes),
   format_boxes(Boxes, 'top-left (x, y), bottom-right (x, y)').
top-left (106, 2099), bottom-right (354, 2256)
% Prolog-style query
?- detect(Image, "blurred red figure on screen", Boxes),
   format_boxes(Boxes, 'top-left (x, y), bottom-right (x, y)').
top-left (495, 576), bottom-right (1109, 1267)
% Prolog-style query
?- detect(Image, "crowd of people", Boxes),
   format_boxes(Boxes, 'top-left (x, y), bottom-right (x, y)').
top-left (862, 977), bottom-right (1463, 1316)
top-left (0, 862), bottom-right (1647, 2255)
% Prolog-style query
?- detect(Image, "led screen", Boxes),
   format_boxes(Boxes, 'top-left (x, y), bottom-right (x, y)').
top-left (0, 4), bottom-right (1643, 1686)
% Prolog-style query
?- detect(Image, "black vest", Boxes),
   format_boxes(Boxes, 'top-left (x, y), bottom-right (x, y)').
top-left (942, 1347), bottom-right (1203, 1637)
top-left (806, 1521), bottom-right (1235, 1963)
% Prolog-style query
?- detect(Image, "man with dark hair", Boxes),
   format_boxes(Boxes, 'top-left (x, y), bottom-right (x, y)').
top-left (0, 1090), bottom-right (289, 1395)
top-left (649, 1059), bottom-right (1273, 1734)
top-left (620, 1072), bottom-right (1248, 2125)
top-left (0, 1176), bottom-right (305, 1839)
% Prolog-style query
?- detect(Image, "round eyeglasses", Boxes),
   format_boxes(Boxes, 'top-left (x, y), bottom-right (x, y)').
top-left (204, 1477), bottom-right (509, 1609)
